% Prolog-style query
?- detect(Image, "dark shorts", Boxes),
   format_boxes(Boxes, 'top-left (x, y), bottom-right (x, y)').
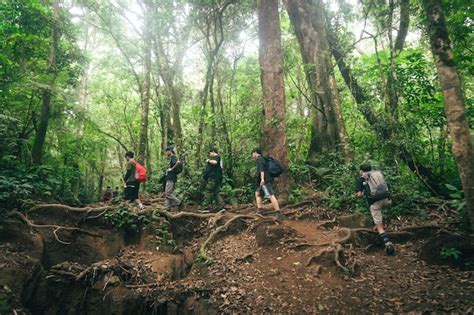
top-left (124, 182), bottom-right (140, 202)
top-left (256, 182), bottom-right (275, 197)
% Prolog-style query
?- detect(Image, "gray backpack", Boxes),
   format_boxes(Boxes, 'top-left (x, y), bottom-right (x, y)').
top-left (364, 171), bottom-right (390, 201)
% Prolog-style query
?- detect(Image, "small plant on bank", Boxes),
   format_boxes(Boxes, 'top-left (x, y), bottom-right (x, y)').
top-left (197, 249), bottom-right (214, 266)
top-left (440, 246), bottom-right (462, 260)
top-left (105, 205), bottom-right (149, 233)
top-left (155, 221), bottom-right (177, 250)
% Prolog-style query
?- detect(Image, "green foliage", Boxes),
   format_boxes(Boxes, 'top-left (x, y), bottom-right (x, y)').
top-left (197, 249), bottom-right (214, 266)
top-left (154, 221), bottom-right (177, 250)
top-left (105, 205), bottom-right (149, 233)
top-left (440, 246), bottom-right (462, 260)
top-left (0, 296), bottom-right (11, 314)
top-left (445, 183), bottom-right (466, 211)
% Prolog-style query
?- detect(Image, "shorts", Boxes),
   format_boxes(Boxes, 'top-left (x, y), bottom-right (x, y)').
top-left (369, 198), bottom-right (392, 225)
top-left (124, 182), bottom-right (140, 202)
top-left (256, 182), bottom-right (275, 197)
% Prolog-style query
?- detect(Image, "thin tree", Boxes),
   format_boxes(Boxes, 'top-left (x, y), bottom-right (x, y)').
top-left (423, 0), bottom-right (474, 230)
top-left (257, 0), bottom-right (293, 191)
top-left (31, 0), bottom-right (59, 165)
top-left (138, 0), bottom-right (153, 171)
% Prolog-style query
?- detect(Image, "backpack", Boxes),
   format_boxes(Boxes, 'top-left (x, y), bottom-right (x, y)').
top-left (174, 159), bottom-right (183, 174)
top-left (364, 171), bottom-right (390, 201)
top-left (134, 162), bottom-right (147, 182)
top-left (265, 157), bottom-right (284, 178)
top-left (202, 163), bottom-right (211, 180)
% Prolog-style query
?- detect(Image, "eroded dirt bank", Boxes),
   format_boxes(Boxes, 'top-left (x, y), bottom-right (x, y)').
top-left (0, 198), bottom-right (473, 314)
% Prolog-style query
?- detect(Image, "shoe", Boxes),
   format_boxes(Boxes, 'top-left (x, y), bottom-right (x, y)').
top-left (177, 202), bottom-right (184, 210)
top-left (384, 242), bottom-right (395, 255)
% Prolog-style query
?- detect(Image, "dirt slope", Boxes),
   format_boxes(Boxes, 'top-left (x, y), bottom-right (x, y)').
top-left (0, 199), bottom-right (473, 314)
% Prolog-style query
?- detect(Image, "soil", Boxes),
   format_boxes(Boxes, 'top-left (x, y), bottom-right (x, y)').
top-left (0, 197), bottom-right (473, 314)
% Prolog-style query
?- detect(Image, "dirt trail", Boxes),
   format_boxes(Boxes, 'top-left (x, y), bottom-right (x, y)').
top-left (0, 198), bottom-right (473, 314)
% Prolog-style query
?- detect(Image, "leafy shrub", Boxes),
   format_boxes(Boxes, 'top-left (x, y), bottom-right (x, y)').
top-left (104, 205), bottom-right (149, 232)
top-left (441, 246), bottom-right (462, 260)
top-left (154, 221), bottom-right (177, 250)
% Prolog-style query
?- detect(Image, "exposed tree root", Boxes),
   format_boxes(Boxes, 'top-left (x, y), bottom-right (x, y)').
top-left (305, 228), bottom-right (355, 273)
top-left (10, 211), bottom-right (102, 244)
top-left (282, 199), bottom-right (315, 210)
top-left (152, 210), bottom-right (219, 220)
top-left (200, 214), bottom-right (259, 254)
top-left (28, 203), bottom-right (115, 214)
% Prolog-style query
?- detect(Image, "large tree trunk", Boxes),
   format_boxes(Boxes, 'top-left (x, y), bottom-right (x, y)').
top-left (138, 5), bottom-right (152, 166)
top-left (423, 0), bottom-right (474, 230)
top-left (257, 0), bottom-right (293, 192)
top-left (284, 0), bottom-right (341, 159)
top-left (31, 0), bottom-right (59, 166)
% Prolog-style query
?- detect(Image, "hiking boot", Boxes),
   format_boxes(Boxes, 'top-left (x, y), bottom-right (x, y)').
top-left (384, 242), bottom-right (395, 255)
top-left (177, 202), bottom-right (184, 210)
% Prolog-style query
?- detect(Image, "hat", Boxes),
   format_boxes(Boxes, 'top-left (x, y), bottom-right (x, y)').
top-left (165, 145), bottom-right (175, 153)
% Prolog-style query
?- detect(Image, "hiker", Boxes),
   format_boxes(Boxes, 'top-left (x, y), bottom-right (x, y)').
top-left (355, 163), bottom-right (395, 255)
top-left (164, 145), bottom-right (182, 210)
top-left (251, 148), bottom-right (285, 220)
top-left (202, 147), bottom-right (225, 212)
top-left (101, 186), bottom-right (113, 202)
top-left (112, 186), bottom-right (119, 198)
top-left (123, 151), bottom-right (144, 210)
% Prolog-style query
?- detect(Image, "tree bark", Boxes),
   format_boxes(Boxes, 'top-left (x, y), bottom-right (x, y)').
top-left (394, 0), bottom-right (410, 52)
top-left (284, 0), bottom-right (341, 159)
top-left (31, 0), bottom-right (59, 165)
top-left (423, 0), bottom-right (474, 230)
top-left (257, 0), bottom-right (293, 192)
top-left (138, 3), bottom-right (152, 166)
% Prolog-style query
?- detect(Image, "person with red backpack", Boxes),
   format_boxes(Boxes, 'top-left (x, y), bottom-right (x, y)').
top-left (123, 151), bottom-right (145, 210)
top-left (355, 163), bottom-right (395, 255)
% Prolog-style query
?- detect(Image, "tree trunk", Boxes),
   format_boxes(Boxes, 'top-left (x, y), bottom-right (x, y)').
top-left (138, 6), bottom-right (152, 165)
top-left (216, 64), bottom-right (234, 179)
top-left (257, 0), bottom-right (293, 192)
top-left (284, 0), bottom-right (341, 160)
top-left (423, 0), bottom-right (474, 230)
top-left (329, 73), bottom-right (352, 160)
top-left (31, 0), bottom-right (59, 166)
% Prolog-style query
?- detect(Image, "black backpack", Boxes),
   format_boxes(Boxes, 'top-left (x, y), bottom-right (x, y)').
top-left (175, 159), bottom-right (183, 174)
top-left (265, 157), bottom-right (283, 178)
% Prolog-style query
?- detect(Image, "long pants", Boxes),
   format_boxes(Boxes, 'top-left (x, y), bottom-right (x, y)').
top-left (203, 179), bottom-right (224, 209)
top-left (165, 180), bottom-right (180, 209)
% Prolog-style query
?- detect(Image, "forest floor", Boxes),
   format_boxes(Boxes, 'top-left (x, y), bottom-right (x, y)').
top-left (0, 194), bottom-right (473, 314)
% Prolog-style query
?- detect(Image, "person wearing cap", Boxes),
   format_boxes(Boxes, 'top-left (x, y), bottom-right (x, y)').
top-left (202, 147), bottom-right (225, 212)
top-left (164, 146), bottom-right (182, 210)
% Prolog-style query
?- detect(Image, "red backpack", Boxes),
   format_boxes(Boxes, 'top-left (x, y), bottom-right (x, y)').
top-left (134, 162), bottom-right (147, 182)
